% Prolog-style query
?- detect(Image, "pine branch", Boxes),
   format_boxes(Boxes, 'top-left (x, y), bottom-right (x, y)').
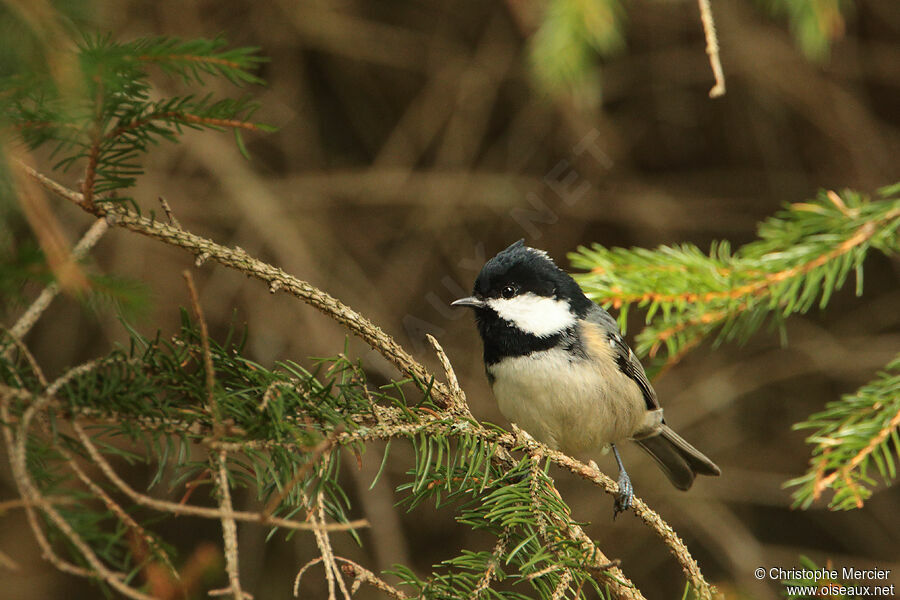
top-left (3, 34), bottom-right (269, 202)
top-left (15, 161), bottom-right (457, 410)
top-left (130, 35), bottom-right (267, 85)
top-left (787, 354), bottom-right (900, 510)
top-left (5, 164), bottom-right (719, 599)
top-left (571, 186), bottom-right (900, 369)
top-left (3, 29), bottom-right (725, 597)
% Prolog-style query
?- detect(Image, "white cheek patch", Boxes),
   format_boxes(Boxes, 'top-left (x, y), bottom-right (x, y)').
top-left (486, 293), bottom-right (575, 337)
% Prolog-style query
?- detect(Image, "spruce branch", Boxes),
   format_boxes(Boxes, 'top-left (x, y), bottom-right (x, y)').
top-left (571, 186), bottom-right (900, 368)
top-left (67, 421), bottom-right (366, 533)
top-left (787, 354), bottom-right (900, 510)
top-left (9, 163), bottom-right (720, 600)
top-left (130, 35), bottom-right (267, 85)
top-left (4, 35), bottom-right (269, 203)
top-left (16, 161), bottom-right (457, 410)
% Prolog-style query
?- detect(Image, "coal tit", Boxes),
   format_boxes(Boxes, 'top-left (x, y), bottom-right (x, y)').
top-left (452, 240), bottom-right (720, 516)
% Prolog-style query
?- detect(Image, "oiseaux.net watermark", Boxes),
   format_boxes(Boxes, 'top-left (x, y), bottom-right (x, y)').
top-left (756, 566), bottom-right (895, 597)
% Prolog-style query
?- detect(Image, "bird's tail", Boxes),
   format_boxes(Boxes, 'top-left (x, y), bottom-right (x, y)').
top-left (635, 425), bottom-right (721, 491)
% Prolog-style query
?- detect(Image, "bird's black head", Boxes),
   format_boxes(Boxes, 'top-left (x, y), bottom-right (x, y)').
top-left (452, 240), bottom-right (592, 363)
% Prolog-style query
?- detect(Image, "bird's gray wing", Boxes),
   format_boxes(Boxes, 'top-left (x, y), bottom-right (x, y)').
top-left (584, 304), bottom-right (660, 411)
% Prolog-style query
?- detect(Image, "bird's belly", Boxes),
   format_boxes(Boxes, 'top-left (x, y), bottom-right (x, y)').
top-left (488, 349), bottom-right (645, 455)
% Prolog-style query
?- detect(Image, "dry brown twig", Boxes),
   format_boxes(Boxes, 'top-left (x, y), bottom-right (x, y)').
top-left (697, 0), bottom-right (726, 98)
top-left (67, 420), bottom-right (366, 532)
top-left (293, 489), bottom-right (353, 600)
top-left (210, 450), bottom-right (249, 600)
top-left (61, 447), bottom-right (180, 580)
top-left (339, 559), bottom-right (409, 600)
top-left (183, 269), bottom-right (248, 598)
top-left (13, 162), bottom-right (716, 600)
top-left (183, 270), bottom-right (223, 436)
top-left (312, 489), bottom-right (352, 600)
top-left (297, 557), bottom-right (410, 600)
top-left (3, 397), bottom-right (157, 600)
top-left (1, 217), bottom-right (108, 362)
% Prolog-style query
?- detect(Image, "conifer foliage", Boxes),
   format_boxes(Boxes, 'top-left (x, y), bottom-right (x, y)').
top-left (3, 31), bottom-right (702, 600)
top-left (4, 34), bottom-right (269, 204)
top-left (1, 22), bottom-right (898, 600)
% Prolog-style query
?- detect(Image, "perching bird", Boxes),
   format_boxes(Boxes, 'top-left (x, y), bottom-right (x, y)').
top-left (452, 240), bottom-right (720, 516)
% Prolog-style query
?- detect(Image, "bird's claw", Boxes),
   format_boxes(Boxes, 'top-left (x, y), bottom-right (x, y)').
top-left (613, 470), bottom-right (633, 518)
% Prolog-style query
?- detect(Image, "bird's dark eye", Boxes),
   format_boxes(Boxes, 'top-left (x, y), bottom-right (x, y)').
top-left (501, 284), bottom-right (517, 299)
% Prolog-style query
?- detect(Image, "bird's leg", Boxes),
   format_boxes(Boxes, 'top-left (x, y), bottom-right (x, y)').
top-left (611, 443), bottom-right (633, 518)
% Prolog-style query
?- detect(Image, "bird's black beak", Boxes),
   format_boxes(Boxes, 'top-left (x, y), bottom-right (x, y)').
top-left (451, 296), bottom-right (486, 309)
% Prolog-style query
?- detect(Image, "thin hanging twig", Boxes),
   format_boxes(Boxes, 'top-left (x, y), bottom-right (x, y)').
top-left (697, 0), bottom-right (726, 98)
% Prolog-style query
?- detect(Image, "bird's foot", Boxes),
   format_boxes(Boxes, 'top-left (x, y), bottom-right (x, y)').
top-left (610, 443), bottom-right (633, 519)
top-left (613, 469), bottom-right (633, 518)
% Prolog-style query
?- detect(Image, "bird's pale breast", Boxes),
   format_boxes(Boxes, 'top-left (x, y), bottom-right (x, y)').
top-left (488, 346), bottom-right (647, 455)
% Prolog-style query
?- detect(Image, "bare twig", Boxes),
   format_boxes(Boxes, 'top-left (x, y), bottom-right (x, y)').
top-left (426, 334), bottom-right (468, 414)
top-left (3, 399), bottom-right (156, 599)
top-left (0, 496), bottom-right (75, 512)
top-left (307, 488), bottom-right (351, 600)
top-left (293, 556), bottom-right (324, 597)
top-left (45, 357), bottom-right (118, 397)
top-left (2, 218), bottom-right (108, 360)
top-left (183, 270), bottom-right (221, 436)
top-left (0, 549), bottom-right (20, 571)
top-left (697, 0), bottom-right (726, 98)
top-left (158, 196), bottom-right (182, 228)
top-left (10, 152), bottom-right (90, 293)
top-left (298, 556), bottom-right (409, 600)
top-left (211, 449), bottom-right (248, 600)
top-left (62, 448), bottom-right (179, 579)
top-left (339, 559), bottom-right (409, 599)
top-left (548, 451), bottom-right (716, 600)
top-left (71, 421), bottom-right (367, 533)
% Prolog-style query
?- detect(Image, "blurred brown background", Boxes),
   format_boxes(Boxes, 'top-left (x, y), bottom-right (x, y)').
top-left (3, 0), bottom-right (900, 598)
